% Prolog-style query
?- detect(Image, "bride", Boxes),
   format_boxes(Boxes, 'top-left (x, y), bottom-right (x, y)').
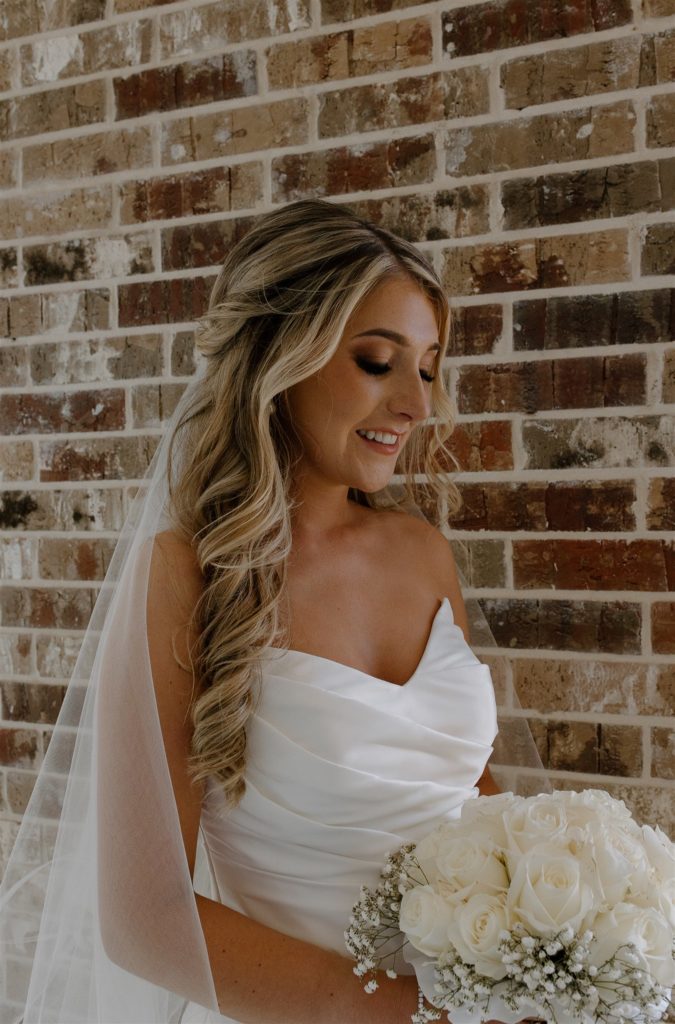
top-left (0, 199), bottom-right (536, 1024)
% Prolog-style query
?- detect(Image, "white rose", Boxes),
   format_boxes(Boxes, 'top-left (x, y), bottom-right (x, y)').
top-left (558, 788), bottom-right (635, 831)
top-left (641, 824), bottom-right (675, 885)
top-left (399, 884), bottom-right (455, 957)
top-left (504, 794), bottom-right (570, 856)
top-left (446, 892), bottom-right (510, 980)
top-left (582, 819), bottom-right (652, 907)
top-left (412, 821), bottom-right (468, 887)
top-left (507, 847), bottom-right (597, 938)
top-left (591, 902), bottom-right (674, 987)
top-left (459, 792), bottom-right (521, 846)
top-left (434, 834), bottom-right (509, 904)
top-left (656, 876), bottom-right (675, 931)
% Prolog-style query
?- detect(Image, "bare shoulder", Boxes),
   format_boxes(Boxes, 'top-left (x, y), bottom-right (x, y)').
top-left (375, 508), bottom-right (470, 639)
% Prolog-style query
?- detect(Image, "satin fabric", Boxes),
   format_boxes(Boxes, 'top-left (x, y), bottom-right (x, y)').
top-left (186, 596), bottom-right (498, 1023)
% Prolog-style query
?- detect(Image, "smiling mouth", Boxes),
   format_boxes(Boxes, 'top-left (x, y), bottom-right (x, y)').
top-left (355, 429), bottom-right (401, 454)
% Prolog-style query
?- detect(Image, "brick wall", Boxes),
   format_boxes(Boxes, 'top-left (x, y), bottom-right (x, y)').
top-left (0, 0), bottom-right (674, 869)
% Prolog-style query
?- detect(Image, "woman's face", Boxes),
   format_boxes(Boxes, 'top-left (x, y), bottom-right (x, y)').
top-left (285, 274), bottom-right (441, 497)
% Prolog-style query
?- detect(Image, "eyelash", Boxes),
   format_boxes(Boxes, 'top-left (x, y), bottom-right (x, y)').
top-left (356, 357), bottom-right (436, 383)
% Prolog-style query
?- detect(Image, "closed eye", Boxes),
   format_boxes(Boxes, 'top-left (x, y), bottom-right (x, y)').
top-left (355, 357), bottom-right (435, 383)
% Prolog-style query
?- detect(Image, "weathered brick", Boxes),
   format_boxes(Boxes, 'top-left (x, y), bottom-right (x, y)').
top-left (0, 390), bottom-right (124, 436)
top-left (0, 442), bottom-right (34, 482)
top-left (0, 586), bottom-right (95, 630)
top-left (21, 19), bottom-right (152, 86)
top-left (24, 233), bottom-right (154, 286)
top-left (322, 0), bottom-right (435, 21)
top-left (513, 539), bottom-right (675, 591)
top-left (1, 682), bottom-right (66, 725)
top-left (160, 0), bottom-right (311, 59)
top-left (452, 539), bottom-right (506, 589)
top-left (481, 597), bottom-right (642, 654)
top-left (444, 421), bottom-right (513, 472)
top-left (114, 51), bottom-right (257, 120)
top-left (652, 602), bottom-right (675, 654)
top-left (24, 127), bottom-right (152, 184)
top-left (118, 276), bottom-right (213, 328)
top-left (449, 480), bottom-right (636, 532)
top-left (514, 659), bottom-right (673, 716)
top-left (648, 477), bottom-right (675, 529)
top-left (0, 149), bottom-right (18, 189)
top-left (447, 304), bottom-right (502, 356)
top-left (319, 67), bottom-right (489, 138)
top-left (0, 187), bottom-right (112, 240)
top-left (38, 537), bottom-right (116, 581)
top-left (0, 45), bottom-right (16, 91)
top-left (161, 215), bottom-right (258, 271)
top-left (445, 101), bottom-right (635, 177)
top-left (502, 36), bottom-right (645, 109)
top-left (647, 91), bottom-right (675, 147)
top-left (457, 353), bottom-right (646, 413)
top-left (644, 0), bottom-right (675, 15)
top-left (663, 346), bottom-right (675, 403)
top-left (0, 536), bottom-right (32, 579)
top-left (0, 487), bottom-right (125, 531)
top-left (0, 634), bottom-right (32, 676)
top-left (162, 97), bottom-right (308, 165)
top-left (120, 164), bottom-right (263, 224)
top-left (131, 382), bottom-right (186, 427)
top-left (442, 0), bottom-right (633, 58)
top-left (651, 727), bottom-right (675, 779)
top-left (8, 289), bottom-right (110, 340)
top-left (267, 18), bottom-right (432, 89)
top-left (513, 288), bottom-right (675, 351)
top-left (443, 229), bottom-right (630, 296)
top-left (36, 634), bottom-right (84, 679)
top-left (272, 134), bottom-right (436, 202)
top-left (529, 720), bottom-right (642, 777)
top-left (341, 189), bottom-right (490, 243)
top-left (502, 160), bottom-right (668, 230)
top-left (0, 728), bottom-right (41, 768)
top-left (29, 335), bottom-right (163, 385)
top-left (0, 80), bottom-right (106, 140)
top-left (171, 331), bottom-right (197, 376)
top-left (523, 414), bottom-right (674, 470)
top-left (642, 222), bottom-right (675, 276)
top-left (0, 0), bottom-right (106, 43)
top-left (39, 436), bottom-right (159, 482)
top-left (0, 247), bottom-right (18, 288)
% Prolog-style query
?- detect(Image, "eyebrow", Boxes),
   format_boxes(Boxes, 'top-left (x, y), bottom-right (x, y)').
top-left (352, 328), bottom-right (441, 353)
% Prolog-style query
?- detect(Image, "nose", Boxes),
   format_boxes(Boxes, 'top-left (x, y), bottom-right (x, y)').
top-left (388, 368), bottom-right (432, 423)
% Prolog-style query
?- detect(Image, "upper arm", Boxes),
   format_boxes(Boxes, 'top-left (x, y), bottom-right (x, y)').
top-left (146, 529), bottom-right (206, 879)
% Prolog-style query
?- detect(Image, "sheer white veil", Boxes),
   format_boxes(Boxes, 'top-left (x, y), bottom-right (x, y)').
top-left (0, 236), bottom-right (546, 1024)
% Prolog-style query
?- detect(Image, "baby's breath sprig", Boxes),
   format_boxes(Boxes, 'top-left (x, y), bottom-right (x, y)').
top-left (344, 841), bottom-right (423, 994)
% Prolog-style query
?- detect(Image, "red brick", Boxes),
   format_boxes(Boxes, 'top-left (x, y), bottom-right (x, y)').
top-left (442, 0), bottom-right (632, 58)
top-left (513, 289), bottom-right (675, 351)
top-left (0, 390), bottom-right (125, 435)
top-left (272, 134), bottom-right (436, 201)
top-left (448, 480), bottom-right (636, 532)
top-left (118, 276), bottom-right (214, 327)
top-left (161, 215), bottom-right (258, 271)
top-left (114, 51), bottom-right (257, 119)
top-left (513, 539), bottom-right (675, 591)
top-left (448, 305), bottom-right (503, 356)
top-left (39, 436), bottom-right (160, 482)
top-left (481, 597), bottom-right (641, 654)
top-left (652, 602), bottom-right (675, 654)
top-left (457, 353), bottom-right (646, 413)
top-left (444, 421), bottom-right (514, 472)
top-left (0, 585), bottom-right (95, 630)
top-left (648, 478), bottom-right (675, 530)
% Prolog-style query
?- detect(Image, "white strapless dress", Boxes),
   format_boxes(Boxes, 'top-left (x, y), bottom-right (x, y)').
top-left (184, 596), bottom-right (498, 1023)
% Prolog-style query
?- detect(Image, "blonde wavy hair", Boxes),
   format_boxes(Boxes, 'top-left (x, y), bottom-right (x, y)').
top-left (165, 198), bottom-right (463, 809)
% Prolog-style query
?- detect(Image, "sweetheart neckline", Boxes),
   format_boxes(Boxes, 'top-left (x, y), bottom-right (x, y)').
top-left (263, 596), bottom-right (452, 690)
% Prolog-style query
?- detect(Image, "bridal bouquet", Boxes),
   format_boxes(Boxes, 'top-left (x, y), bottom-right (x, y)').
top-left (345, 790), bottom-right (674, 1024)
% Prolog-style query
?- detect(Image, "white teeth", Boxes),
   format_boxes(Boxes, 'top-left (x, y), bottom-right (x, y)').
top-left (357, 429), bottom-right (398, 445)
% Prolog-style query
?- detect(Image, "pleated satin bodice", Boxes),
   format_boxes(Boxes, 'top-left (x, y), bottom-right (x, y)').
top-left (195, 596), bottom-right (498, 970)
